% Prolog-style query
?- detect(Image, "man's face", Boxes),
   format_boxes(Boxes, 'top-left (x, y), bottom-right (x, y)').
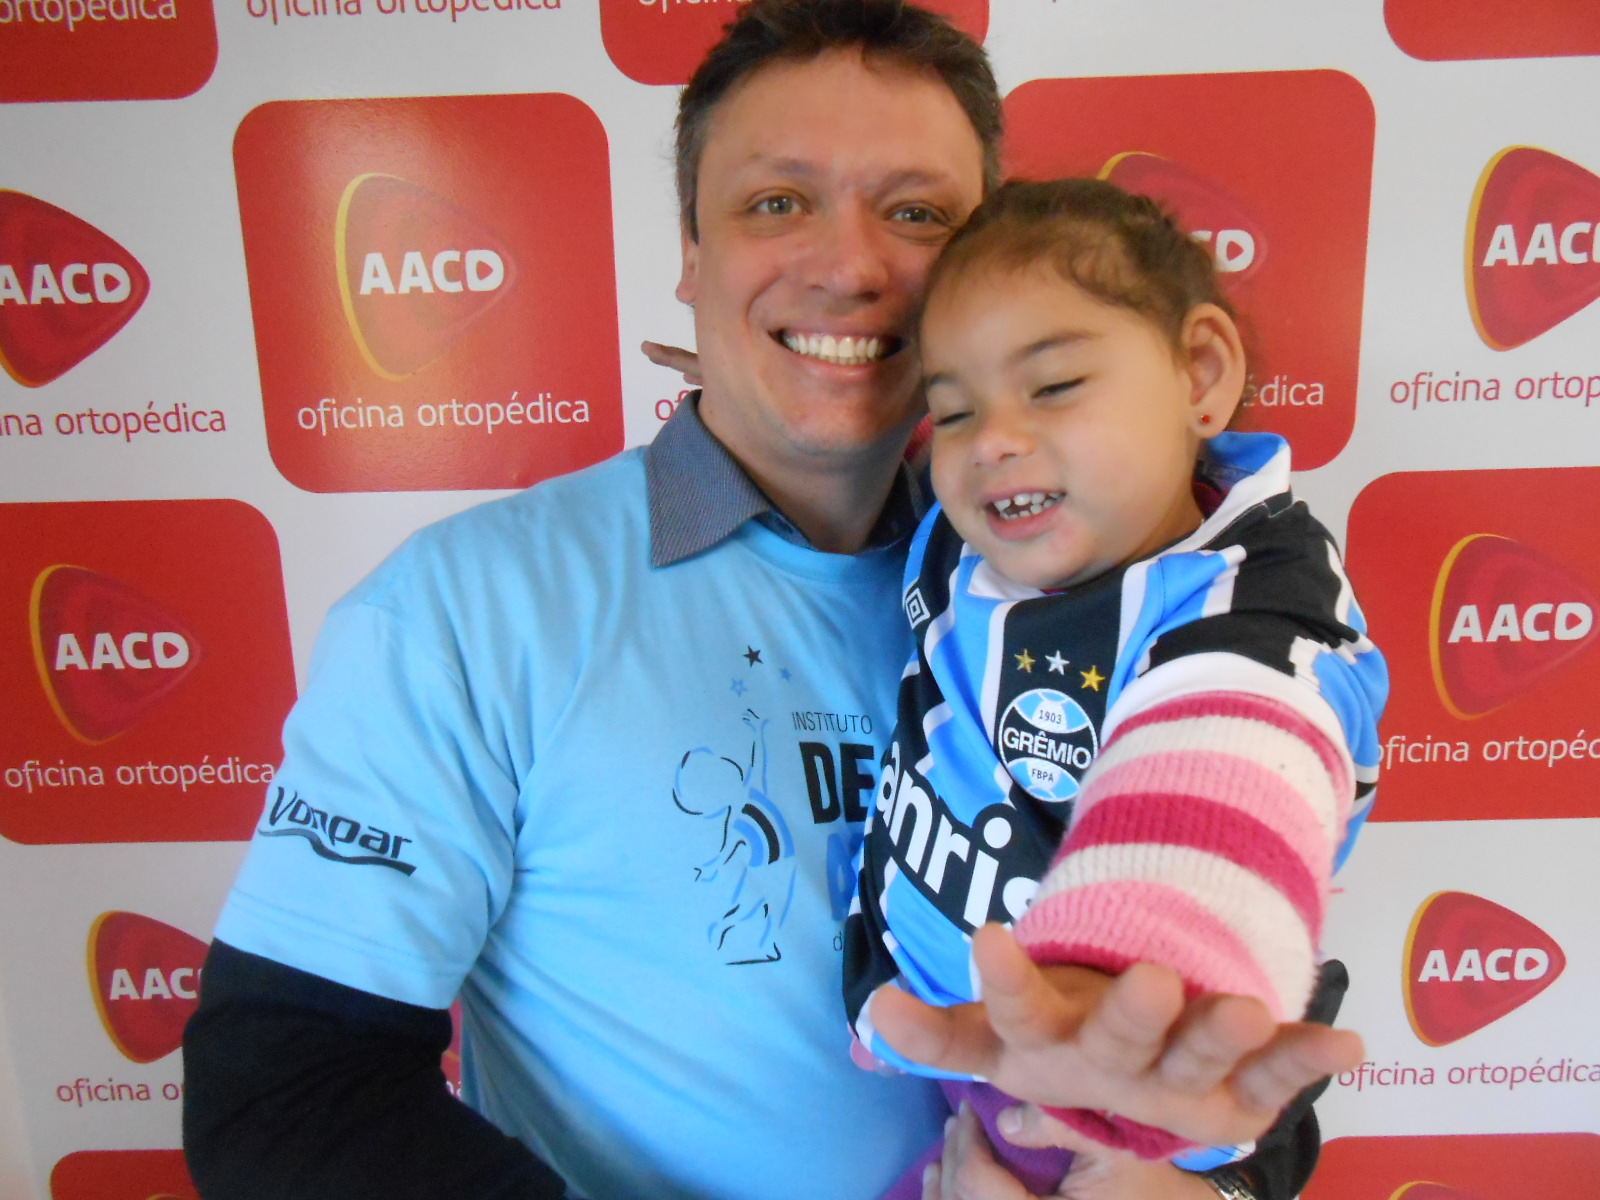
top-left (679, 49), bottom-right (986, 475)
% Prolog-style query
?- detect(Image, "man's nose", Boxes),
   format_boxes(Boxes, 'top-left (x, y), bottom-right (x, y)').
top-left (805, 204), bottom-right (894, 299)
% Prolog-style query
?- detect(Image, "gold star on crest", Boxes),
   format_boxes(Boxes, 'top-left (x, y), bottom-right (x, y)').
top-left (1079, 664), bottom-right (1105, 691)
top-left (1014, 649), bottom-right (1035, 673)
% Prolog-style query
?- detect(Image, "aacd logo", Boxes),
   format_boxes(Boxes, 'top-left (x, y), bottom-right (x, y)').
top-left (0, 0), bottom-right (215, 104)
top-left (31, 564), bottom-right (201, 743)
top-left (51, 1149), bottom-right (199, 1200)
top-left (1403, 891), bottom-right (1564, 1047)
top-left (0, 499), bottom-right (296, 845)
top-left (1100, 154), bottom-right (1266, 281)
top-left (1430, 533), bottom-right (1596, 718)
top-left (1345, 467), bottom-right (1600, 822)
top-left (336, 174), bottom-right (514, 381)
top-left (1306, 1133), bottom-right (1600, 1200)
top-left (234, 94), bottom-right (622, 492)
top-left (1468, 147), bottom-right (1600, 350)
top-left (1004, 70), bottom-right (1373, 470)
top-left (0, 191), bottom-right (148, 387)
top-left (88, 911), bottom-right (207, 1063)
top-left (1387, 0), bottom-right (1600, 63)
top-left (599, 0), bottom-right (987, 87)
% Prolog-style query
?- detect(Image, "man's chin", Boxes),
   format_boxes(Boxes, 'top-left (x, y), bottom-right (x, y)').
top-left (779, 405), bottom-right (924, 463)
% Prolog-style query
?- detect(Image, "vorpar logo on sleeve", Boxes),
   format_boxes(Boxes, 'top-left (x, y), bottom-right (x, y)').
top-left (0, 0), bottom-right (215, 102)
top-left (1304, 1133), bottom-right (1600, 1200)
top-left (598, 0), bottom-right (986, 86)
top-left (1386, 0), bottom-right (1600, 62)
top-left (1004, 70), bottom-right (1373, 469)
top-left (50, 1149), bottom-right (198, 1200)
top-left (88, 911), bottom-right (207, 1063)
top-left (1403, 891), bottom-right (1564, 1047)
top-left (1467, 147), bottom-right (1600, 350)
top-left (258, 785), bottom-right (417, 874)
top-left (0, 499), bottom-right (295, 844)
top-left (234, 94), bottom-right (621, 492)
top-left (1347, 468), bottom-right (1600, 821)
top-left (0, 191), bottom-right (148, 387)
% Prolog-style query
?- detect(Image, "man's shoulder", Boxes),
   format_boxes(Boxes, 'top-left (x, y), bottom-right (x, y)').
top-left (436, 447), bottom-right (647, 544)
top-left (350, 449), bottom-right (650, 610)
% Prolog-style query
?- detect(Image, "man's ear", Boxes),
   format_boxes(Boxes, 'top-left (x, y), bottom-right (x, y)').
top-left (676, 223), bottom-right (699, 307)
top-left (1182, 303), bottom-right (1247, 437)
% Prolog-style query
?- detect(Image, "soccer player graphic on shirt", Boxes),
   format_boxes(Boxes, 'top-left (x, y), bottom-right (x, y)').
top-left (672, 709), bottom-right (798, 964)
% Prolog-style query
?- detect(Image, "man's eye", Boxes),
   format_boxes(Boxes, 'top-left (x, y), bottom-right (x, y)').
top-left (753, 195), bottom-right (796, 216)
top-left (892, 204), bottom-right (940, 224)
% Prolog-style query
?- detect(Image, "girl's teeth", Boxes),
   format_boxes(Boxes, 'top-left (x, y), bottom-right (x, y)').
top-left (992, 492), bottom-right (1062, 519)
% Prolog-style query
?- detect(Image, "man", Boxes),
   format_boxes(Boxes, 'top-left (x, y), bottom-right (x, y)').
top-left (184, 4), bottom-right (1353, 1197)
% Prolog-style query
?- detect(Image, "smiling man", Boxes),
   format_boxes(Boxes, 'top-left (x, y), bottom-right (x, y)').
top-left (183, 4), bottom-right (1348, 1199)
top-left (677, 41), bottom-right (985, 553)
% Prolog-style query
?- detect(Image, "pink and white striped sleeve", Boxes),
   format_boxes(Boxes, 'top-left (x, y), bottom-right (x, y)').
top-left (1011, 689), bottom-right (1354, 1158)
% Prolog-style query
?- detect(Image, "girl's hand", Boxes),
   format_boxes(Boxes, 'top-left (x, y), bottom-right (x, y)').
top-left (641, 341), bottom-right (702, 386)
top-left (873, 924), bottom-right (1362, 1150)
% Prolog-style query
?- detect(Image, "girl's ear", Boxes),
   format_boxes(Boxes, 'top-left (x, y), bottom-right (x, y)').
top-left (1181, 303), bottom-right (1247, 438)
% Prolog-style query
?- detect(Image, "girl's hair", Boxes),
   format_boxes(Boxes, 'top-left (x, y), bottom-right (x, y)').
top-left (922, 177), bottom-right (1238, 354)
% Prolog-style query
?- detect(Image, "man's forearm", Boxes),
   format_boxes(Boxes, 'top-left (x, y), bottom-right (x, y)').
top-left (182, 941), bottom-right (566, 1200)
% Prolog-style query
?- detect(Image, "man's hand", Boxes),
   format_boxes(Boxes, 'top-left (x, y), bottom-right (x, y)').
top-left (873, 924), bottom-right (1362, 1150)
top-left (923, 1103), bottom-right (1219, 1200)
top-left (642, 341), bottom-right (702, 386)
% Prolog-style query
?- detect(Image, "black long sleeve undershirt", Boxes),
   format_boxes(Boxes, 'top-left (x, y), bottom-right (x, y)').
top-left (182, 942), bottom-right (1345, 1200)
top-left (181, 940), bottom-right (567, 1200)
top-left (1215, 959), bottom-right (1349, 1200)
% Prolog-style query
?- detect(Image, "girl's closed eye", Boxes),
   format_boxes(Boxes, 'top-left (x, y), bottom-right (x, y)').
top-left (1032, 377), bottom-right (1084, 400)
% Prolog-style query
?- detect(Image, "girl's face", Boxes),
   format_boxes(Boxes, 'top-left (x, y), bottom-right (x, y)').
top-left (921, 263), bottom-right (1240, 590)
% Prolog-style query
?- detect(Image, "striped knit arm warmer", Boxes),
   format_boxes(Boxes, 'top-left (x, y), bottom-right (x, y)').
top-left (1011, 690), bottom-right (1353, 1159)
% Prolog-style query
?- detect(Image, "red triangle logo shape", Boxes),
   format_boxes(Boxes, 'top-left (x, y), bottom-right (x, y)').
top-left (1428, 533), bottom-right (1598, 718)
top-left (30, 565), bottom-right (203, 744)
top-left (0, 191), bottom-right (150, 387)
top-left (1404, 891), bottom-right (1565, 1047)
top-left (336, 173), bottom-right (517, 380)
top-left (89, 912), bottom-right (209, 1064)
top-left (1468, 146), bottom-right (1600, 350)
top-left (1100, 153), bottom-right (1268, 282)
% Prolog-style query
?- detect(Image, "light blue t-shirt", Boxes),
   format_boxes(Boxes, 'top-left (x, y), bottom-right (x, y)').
top-left (217, 449), bottom-right (945, 1200)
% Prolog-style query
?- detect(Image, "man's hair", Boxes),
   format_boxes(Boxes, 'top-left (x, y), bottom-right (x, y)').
top-left (675, 0), bottom-right (1002, 239)
top-left (923, 177), bottom-right (1240, 354)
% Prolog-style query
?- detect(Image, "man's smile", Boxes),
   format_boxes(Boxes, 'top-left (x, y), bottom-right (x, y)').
top-left (777, 329), bottom-right (902, 366)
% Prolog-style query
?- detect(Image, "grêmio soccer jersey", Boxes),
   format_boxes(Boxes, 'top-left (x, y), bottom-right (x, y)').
top-left (845, 432), bottom-right (1387, 1070)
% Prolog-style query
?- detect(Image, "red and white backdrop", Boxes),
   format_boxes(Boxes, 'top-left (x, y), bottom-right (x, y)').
top-left (3, 0), bottom-right (1600, 1195)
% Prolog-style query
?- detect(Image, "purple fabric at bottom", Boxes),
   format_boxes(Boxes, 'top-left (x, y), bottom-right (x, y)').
top-left (877, 1080), bottom-right (1075, 1199)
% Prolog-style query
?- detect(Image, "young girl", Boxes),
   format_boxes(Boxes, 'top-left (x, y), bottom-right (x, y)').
top-left (843, 179), bottom-right (1387, 1197)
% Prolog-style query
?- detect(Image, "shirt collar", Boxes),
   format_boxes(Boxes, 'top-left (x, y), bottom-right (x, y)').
top-left (644, 392), bottom-right (927, 567)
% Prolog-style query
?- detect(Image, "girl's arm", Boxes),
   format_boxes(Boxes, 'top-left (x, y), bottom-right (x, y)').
top-left (1014, 690), bottom-right (1351, 1159)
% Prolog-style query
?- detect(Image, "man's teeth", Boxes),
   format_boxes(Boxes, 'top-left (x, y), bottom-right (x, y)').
top-left (782, 332), bottom-right (886, 365)
top-left (992, 492), bottom-right (1063, 520)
